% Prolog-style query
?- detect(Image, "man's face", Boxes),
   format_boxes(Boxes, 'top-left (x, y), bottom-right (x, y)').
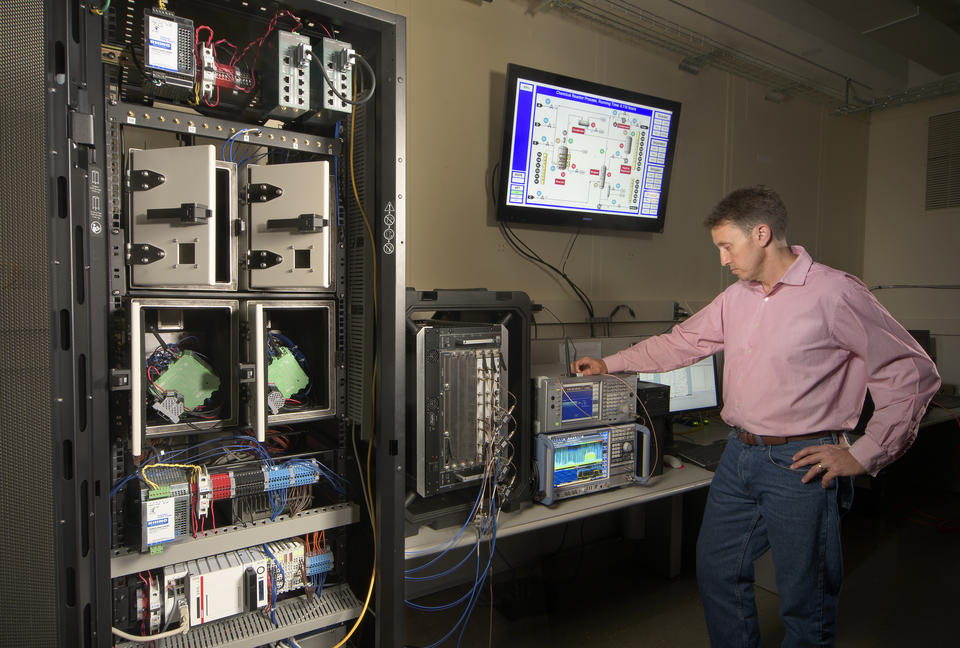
top-left (711, 221), bottom-right (764, 282)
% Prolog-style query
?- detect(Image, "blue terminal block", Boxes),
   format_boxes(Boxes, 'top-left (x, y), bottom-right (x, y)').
top-left (289, 461), bottom-right (318, 487)
top-left (263, 460), bottom-right (320, 492)
top-left (306, 550), bottom-right (334, 576)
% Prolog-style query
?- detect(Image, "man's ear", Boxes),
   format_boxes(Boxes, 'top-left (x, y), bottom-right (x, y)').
top-left (754, 224), bottom-right (772, 247)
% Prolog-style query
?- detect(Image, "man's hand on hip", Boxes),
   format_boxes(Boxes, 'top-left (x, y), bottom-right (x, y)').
top-left (791, 442), bottom-right (867, 488)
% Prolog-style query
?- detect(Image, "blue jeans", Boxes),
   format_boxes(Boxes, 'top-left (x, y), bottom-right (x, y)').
top-left (696, 431), bottom-right (854, 648)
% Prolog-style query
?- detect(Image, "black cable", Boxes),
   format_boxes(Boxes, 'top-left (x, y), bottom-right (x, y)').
top-left (499, 222), bottom-right (593, 313)
top-left (538, 304), bottom-right (567, 339)
top-left (560, 227), bottom-right (581, 274)
top-left (499, 221), bottom-right (596, 334)
top-left (869, 284), bottom-right (960, 291)
top-left (491, 161), bottom-right (596, 333)
top-left (126, 43), bottom-right (159, 86)
top-left (182, 420), bottom-right (221, 433)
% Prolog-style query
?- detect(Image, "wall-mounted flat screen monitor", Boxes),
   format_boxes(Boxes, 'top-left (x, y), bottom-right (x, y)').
top-left (497, 64), bottom-right (681, 233)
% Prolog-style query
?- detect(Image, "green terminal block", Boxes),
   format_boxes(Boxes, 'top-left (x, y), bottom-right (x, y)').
top-left (147, 486), bottom-right (170, 499)
top-left (148, 485), bottom-right (172, 500)
top-left (149, 545), bottom-right (164, 555)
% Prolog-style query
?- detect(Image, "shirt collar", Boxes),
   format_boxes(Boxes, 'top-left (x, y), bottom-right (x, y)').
top-left (779, 245), bottom-right (812, 286)
top-left (744, 245), bottom-right (812, 294)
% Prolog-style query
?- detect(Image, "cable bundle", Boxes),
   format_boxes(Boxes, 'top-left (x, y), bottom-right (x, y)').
top-left (404, 387), bottom-right (518, 647)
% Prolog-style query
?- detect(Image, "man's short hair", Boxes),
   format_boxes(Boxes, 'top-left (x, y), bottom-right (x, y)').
top-left (704, 185), bottom-right (787, 240)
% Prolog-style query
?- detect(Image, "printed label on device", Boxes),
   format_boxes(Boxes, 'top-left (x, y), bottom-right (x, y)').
top-left (145, 497), bottom-right (175, 545)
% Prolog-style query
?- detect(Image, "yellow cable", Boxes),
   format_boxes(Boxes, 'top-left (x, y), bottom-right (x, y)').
top-left (332, 63), bottom-right (381, 648)
top-left (140, 462), bottom-right (201, 490)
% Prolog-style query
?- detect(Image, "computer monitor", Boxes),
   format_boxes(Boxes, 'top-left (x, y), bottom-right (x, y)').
top-left (496, 63), bottom-right (681, 233)
top-left (635, 355), bottom-right (720, 414)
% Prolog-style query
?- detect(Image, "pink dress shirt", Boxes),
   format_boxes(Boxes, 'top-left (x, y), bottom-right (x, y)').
top-left (603, 246), bottom-right (940, 475)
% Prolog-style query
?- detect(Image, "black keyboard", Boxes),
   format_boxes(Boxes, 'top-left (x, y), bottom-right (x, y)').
top-left (671, 439), bottom-right (727, 471)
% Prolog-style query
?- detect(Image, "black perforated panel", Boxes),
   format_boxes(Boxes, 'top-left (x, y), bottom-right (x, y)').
top-left (346, 104), bottom-right (373, 426)
top-left (0, 1), bottom-right (58, 646)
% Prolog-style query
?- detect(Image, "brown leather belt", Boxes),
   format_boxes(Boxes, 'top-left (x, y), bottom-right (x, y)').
top-left (734, 428), bottom-right (837, 446)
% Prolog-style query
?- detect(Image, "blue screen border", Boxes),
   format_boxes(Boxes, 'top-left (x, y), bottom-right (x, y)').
top-left (496, 63), bottom-right (682, 233)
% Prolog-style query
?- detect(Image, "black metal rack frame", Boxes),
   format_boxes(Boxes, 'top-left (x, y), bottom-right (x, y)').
top-left (27, 1), bottom-right (407, 646)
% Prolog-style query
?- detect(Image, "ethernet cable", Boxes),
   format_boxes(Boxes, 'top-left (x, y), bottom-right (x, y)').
top-left (309, 50), bottom-right (376, 105)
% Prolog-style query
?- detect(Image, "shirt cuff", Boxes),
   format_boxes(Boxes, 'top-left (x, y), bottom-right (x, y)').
top-left (848, 434), bottom-right (888, 477)
top-left (602, 354), bottom-right (628, 374)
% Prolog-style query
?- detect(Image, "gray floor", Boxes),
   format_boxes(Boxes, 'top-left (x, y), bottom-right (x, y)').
top-left (404, 441), bottom-right (960, 647)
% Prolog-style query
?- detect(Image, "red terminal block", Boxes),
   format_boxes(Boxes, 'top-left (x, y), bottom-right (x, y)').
top-left (210, 472), bottom-right (233, 501)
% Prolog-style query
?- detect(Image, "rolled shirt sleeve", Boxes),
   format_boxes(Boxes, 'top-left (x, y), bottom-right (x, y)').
top-left (830, 283), bottom-right (940, 475)
top-left (603, 292), bottom-right (725, 374)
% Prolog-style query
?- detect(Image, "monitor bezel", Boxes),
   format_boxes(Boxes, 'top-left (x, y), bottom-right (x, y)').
top-left (668, 354), bottom-right (722, 415)
top-left (637, 354), bottom-right (722, 415)
top-left (496, 63), bottom-right (682, 234)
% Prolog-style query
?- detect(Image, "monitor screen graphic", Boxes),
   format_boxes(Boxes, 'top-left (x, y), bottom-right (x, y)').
top-left (497, 64), bottom-right (681, 233)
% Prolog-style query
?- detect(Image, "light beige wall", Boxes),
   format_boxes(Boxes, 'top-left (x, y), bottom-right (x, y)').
top-left (864, 96), bottom-right (960, 389)
top-left (360, 0), bottom-right (868, 323)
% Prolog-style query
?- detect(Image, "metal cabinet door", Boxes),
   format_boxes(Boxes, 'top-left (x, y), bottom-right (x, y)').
top-left (129, 145), bottom-right (218, 287)
top-left (246, 161), bottom-right (333, 291)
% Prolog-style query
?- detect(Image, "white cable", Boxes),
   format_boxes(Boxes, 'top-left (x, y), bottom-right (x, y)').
top-left (111, 601), bottom-right (189, 642)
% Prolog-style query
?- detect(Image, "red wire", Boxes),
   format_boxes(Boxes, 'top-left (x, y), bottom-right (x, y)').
top-left (214, 38), bottom-right (238, 56)
top-left (137, 572), bottom-right (150, 635)
top-left (147, 366), bottom-right (166, 397)
top-left (203, 85), bottom-right (221, 108)
top-left (195, 25), bottom-right (214, 46)
top-left (228, 9), bottom-right (303, 96)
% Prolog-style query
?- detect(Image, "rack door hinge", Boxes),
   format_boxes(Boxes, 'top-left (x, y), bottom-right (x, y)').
top-left (126, 242), bottom-right (165, 265)
top-left (245, 182), bottom-right (283, 203)
top-left (129, 169), bottom-right (166, 191)
top-left (247, 249), bottom-right (283, 270)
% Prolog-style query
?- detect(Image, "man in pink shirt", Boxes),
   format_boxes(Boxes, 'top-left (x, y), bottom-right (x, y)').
top-left (572, 186), bottom-right (939, 647)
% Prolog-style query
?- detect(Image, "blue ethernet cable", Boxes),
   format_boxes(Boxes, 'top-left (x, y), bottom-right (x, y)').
top-left (222, 127), bottom-right (261, 162)
top-left (404, 530), bottom-right (487, 583)
top-left (416, 514), bottom-right (498, 648)
top-left (404, 470), bottom-right (487, 569)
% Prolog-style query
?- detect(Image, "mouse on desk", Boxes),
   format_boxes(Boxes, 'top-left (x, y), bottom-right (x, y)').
top-left (663, 454), bottom-right (684, 469)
